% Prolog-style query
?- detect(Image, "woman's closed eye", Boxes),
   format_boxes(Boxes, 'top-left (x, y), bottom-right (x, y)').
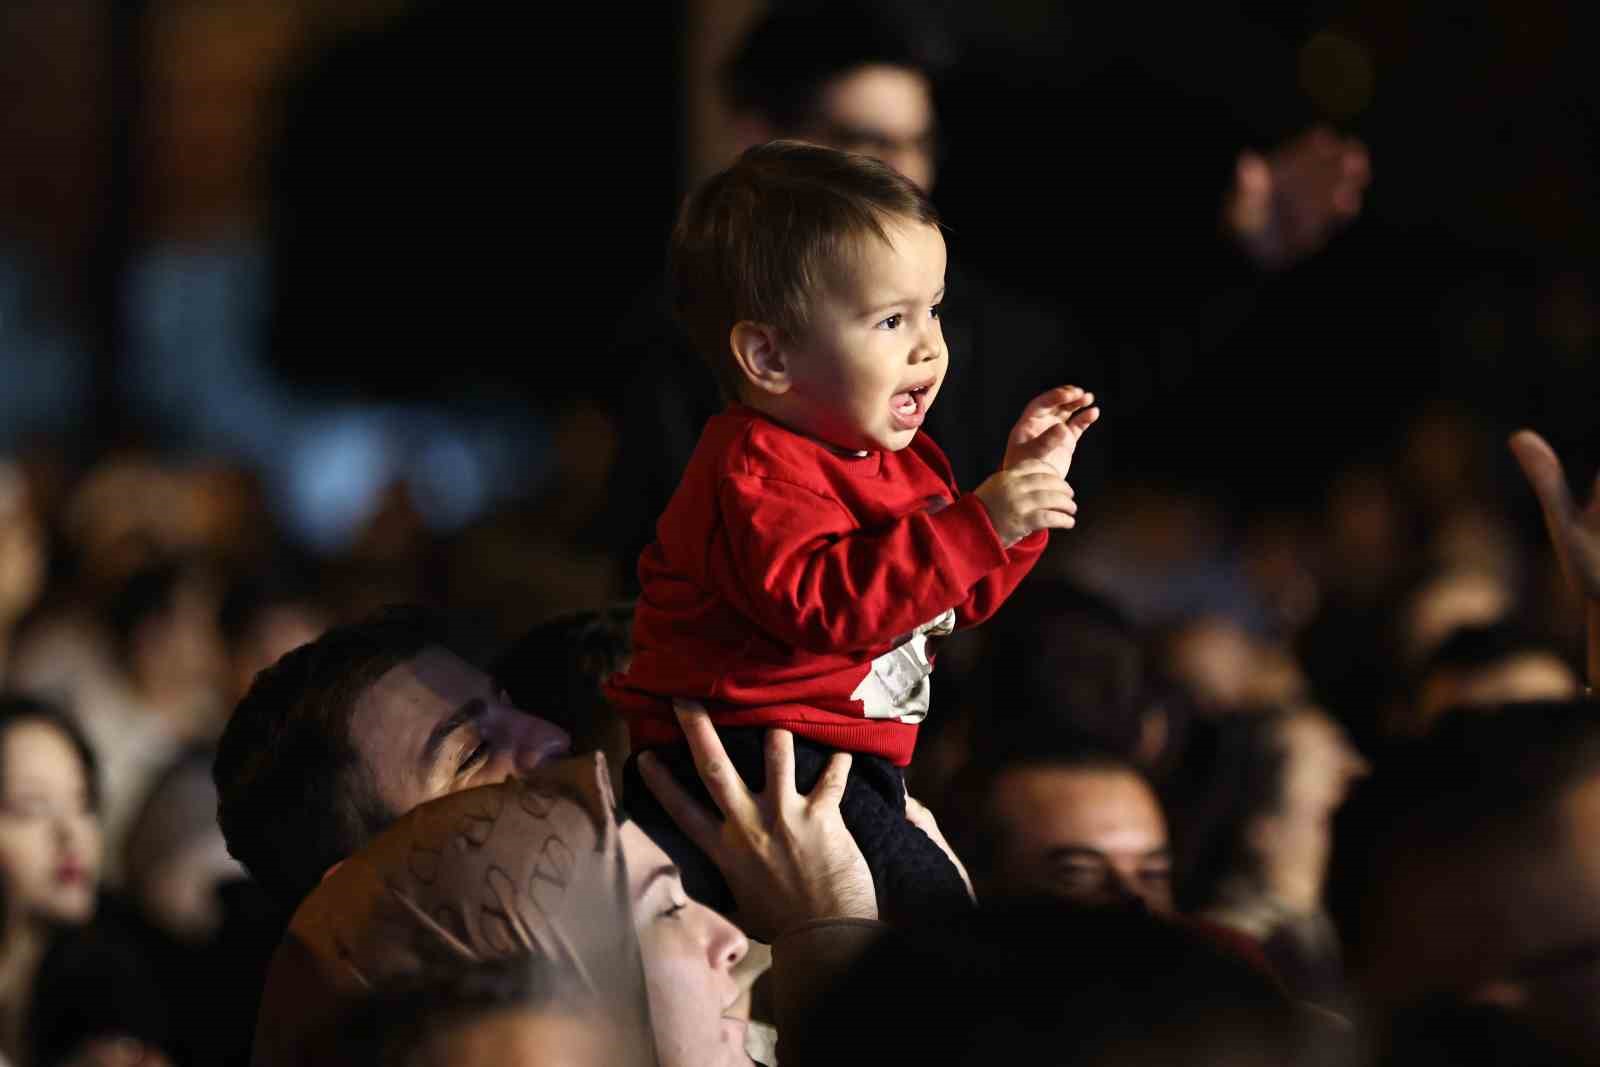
top-left (459, 740), bottom-right (490, 774)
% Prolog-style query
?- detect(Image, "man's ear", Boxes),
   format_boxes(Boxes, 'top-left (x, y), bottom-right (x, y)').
top-left (729, 322), bottom-right (791, 396)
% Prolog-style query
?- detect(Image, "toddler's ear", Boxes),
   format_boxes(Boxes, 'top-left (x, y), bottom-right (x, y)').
top-left (730, 321), bottom-right (791, 395)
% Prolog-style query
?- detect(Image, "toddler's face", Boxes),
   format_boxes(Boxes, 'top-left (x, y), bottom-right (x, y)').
top-left (781, 219), bottom-right (947, 453)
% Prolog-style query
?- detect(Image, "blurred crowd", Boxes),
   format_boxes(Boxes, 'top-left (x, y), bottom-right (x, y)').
top-left (0, 0), bottom-right (1595, 1065)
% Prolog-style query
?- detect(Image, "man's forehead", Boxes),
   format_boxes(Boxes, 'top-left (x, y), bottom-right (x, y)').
top-left (998, 766), bottom-right (1167, 843)
top-left (355, 645), bottom-right (484, 724)
top-left (817, 64), bottom-right (933, 129)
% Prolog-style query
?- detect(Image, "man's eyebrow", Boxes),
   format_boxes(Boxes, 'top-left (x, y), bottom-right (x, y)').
top-left (1045, 846), bottom-right (1110, 865)
top-left (1141, 847), bottom-right (1174, 863)
top-left (635, 863), bottom-right (681, 902)
top-left (422, 697), bottom-right (487, 765)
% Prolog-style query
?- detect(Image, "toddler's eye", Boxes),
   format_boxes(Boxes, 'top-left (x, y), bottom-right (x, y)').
top-left (930, 302), bottom-right (942, 320)
top-left (878, 313), bottom-right (903, 330)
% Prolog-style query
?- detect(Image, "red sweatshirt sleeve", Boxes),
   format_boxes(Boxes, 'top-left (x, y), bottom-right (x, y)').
top-left (714, 473), bottom-right (1012, 654)
top-left (956, 529), bottom-right (1047, 629)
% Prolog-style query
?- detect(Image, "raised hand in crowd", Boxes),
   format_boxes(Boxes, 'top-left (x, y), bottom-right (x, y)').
top-left (1511, 429), bottom-right (1600, 684)
top-left (1224, 124), bottom-right (1371, 271)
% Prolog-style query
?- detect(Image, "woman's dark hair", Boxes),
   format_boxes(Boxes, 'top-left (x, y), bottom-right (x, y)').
top-left (0, 694), bottom-right (99, 812)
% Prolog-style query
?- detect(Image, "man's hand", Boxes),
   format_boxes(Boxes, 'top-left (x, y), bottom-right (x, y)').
top-left (1003, 386), bottom-right (1099, 478)
top-left (638, 701), bottom-right (877, 942)
top-left (973, 459), bottom-right (1078, 548)
top-left (1225, 124), bottom-right (1370, 271)
top-left (1510, 430), bottom-right (1600, 602)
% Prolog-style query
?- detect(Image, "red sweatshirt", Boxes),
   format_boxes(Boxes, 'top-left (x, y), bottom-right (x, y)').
top-left (606, 406), bottom-right (1045, 766)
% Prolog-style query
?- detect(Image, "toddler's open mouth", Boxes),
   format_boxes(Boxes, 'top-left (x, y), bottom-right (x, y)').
top-left (890, 382), bottom-right (934, 429)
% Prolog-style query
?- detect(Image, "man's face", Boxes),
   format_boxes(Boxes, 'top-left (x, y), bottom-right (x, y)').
top-left (985, 765), bottom-right (1174, 912)
top-left (797, 64), bottom-right (937, 192)
top-left (777, 218), bottom-right (947, 453)
top-left (350, 646), bottom-right (571, 817)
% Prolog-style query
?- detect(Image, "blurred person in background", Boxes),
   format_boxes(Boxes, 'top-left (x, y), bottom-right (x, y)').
top-left (1350, 700), bottom-right (1600, 1065)
top-left (1395, 565), bottom-right (1516, 671)
top-left (1341, 430), bottom-right (1600, 1063)
top-left (1401, 621), bottom-right (1578, 738)
top-left (122, 749), bottom-right (240, 947)
top-left (1159, 615), bottom-right (1310, 716)
top-left (216, 571), bottom-right (326, 708)
top-left (93, 747), bottom-right (252, 1066)
top-left (1166, 706), bottom-right (1367, 1011)
top-left (54, 558), bottom-right (230, 875)
top-left (0, 469), bottom-right (45, 688)
top-left (0, 697), bottom-right (102, 1065)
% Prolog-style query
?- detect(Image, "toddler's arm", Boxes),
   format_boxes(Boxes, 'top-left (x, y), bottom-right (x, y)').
top-left (715, 474), bottom-right (1038, 655)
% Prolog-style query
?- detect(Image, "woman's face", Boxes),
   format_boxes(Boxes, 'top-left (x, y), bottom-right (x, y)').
top-left (620, 823), bottom-right (753, 1067)
top-left (0, 721), bottom-right (101, 925)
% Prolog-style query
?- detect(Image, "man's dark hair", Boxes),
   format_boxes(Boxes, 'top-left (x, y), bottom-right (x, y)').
top-left (724, 0), bottom-right (954, 129)
top-left (213, 606), bottom-right (447, 907)
top-left (0, 693), bottom-right (99, 812)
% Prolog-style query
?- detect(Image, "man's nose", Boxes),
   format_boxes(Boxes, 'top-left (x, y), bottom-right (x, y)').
top-left (507, 711), bottom-right (572, 771)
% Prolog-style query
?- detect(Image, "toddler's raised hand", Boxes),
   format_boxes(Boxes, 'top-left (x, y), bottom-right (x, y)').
top-left (973, 459), bottom-right (1078, 548)
top-left (1004, 386), bottom-right (1099, 478)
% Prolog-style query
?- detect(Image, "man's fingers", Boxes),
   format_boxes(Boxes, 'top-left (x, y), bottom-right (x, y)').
top-left (673, 700), bottom-right (759, 824)
top-left (810, 751), bottom-right (852, 810)
top-left (765, 728), bottom-right (797, 801)
top-left (637, 751), bottom-right (725, 857)
top-left (1510, 430), bottom-right (1583, 589)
